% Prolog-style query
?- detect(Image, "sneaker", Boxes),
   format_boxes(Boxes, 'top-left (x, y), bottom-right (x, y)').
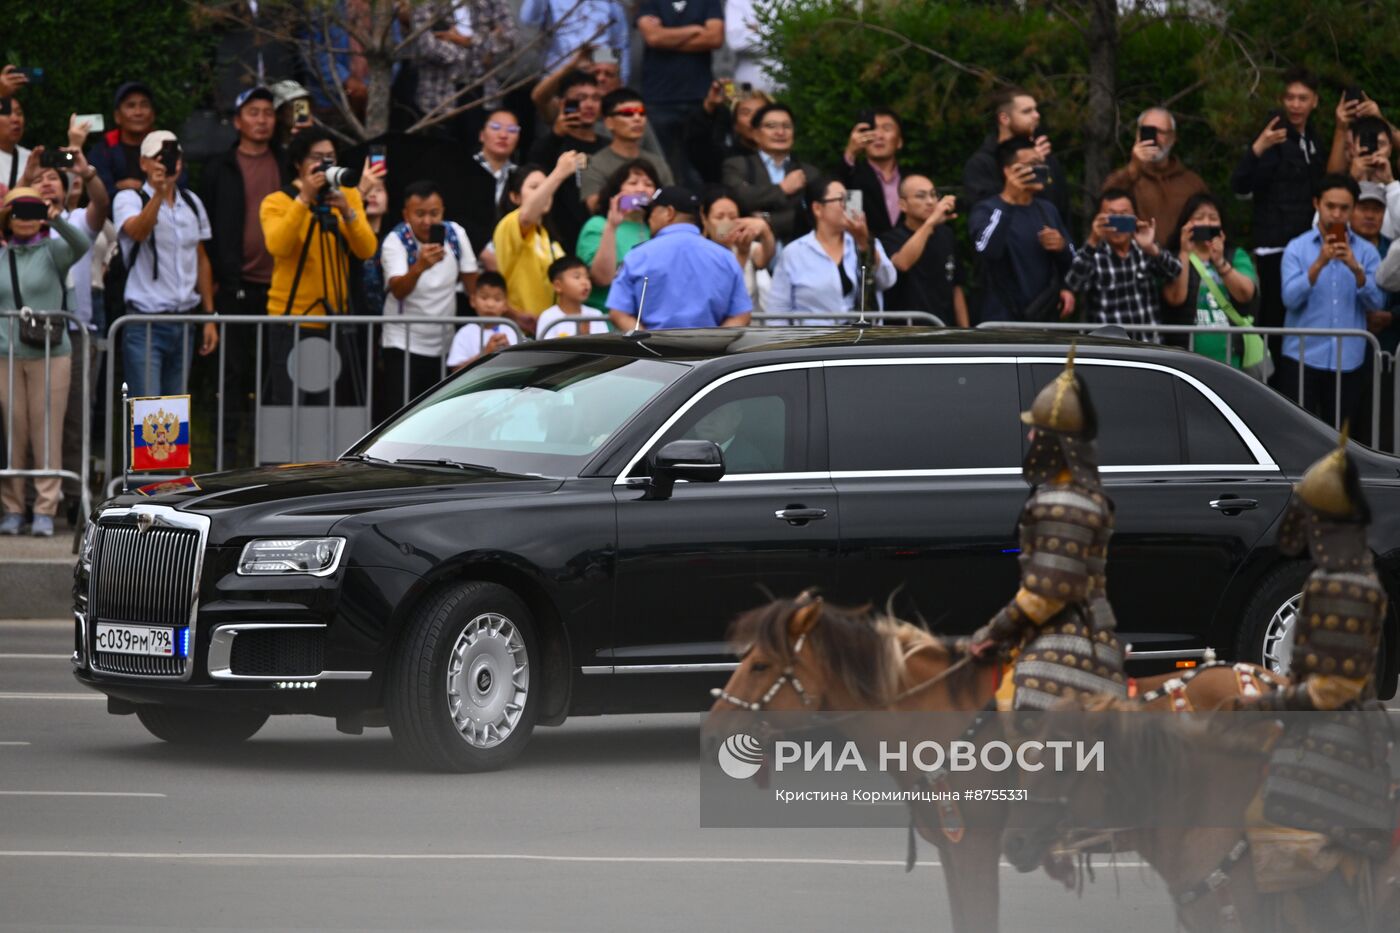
top-left (0, 514), bottom-right (20, 535)
top-left (30, 515), bottom-right (53, 537)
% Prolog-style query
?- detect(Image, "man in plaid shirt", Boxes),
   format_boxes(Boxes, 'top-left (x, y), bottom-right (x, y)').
top-left (1065, 188), bottom-right (1183, 337)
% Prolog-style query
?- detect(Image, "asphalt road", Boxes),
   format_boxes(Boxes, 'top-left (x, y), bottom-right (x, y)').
top-left (3, 618), bottom-right (1375, 933)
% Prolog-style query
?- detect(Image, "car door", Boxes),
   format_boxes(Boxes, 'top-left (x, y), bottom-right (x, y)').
top-left (1020, 358), bottom-right (1292, 657)
top-left (824, 357), bottom-right (1027, 636)
top-left (608, 364), bottom-right (838, 707)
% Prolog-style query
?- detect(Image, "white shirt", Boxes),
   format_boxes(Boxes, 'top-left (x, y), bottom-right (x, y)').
top-left (49, 207), bottom-right (103, 331)
top-left (536, 304), bottom-right (610, 339)
top-left (0, 145), bottom-right (32, 190)
top-left (724, 0), bottom-right (783, 93)
top-left (114, 184), bottom-right (211, 313)
top-left (380, 221), bottom-right (480, 356)
top-left (447, 321), bottom-right (519, 367)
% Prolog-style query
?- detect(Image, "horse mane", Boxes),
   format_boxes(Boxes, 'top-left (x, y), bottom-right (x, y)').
top-left (727, 596), bottom-right (980, 708)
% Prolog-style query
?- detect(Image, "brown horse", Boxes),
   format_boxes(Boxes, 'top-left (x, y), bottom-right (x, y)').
top-left (1005, 696), bottom-right (1400, 932)
top-left (707, 593), bottom-right (1291, 933)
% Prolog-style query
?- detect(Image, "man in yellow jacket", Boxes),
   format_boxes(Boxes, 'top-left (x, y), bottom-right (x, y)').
top-left (259, 128), bottom-right (378, 406)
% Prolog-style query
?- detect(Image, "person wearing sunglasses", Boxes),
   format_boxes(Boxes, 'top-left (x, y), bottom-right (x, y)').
top-left (580, 89), bottom-right (675, 211)
top-left (451, 109), bottom-right (523, 272)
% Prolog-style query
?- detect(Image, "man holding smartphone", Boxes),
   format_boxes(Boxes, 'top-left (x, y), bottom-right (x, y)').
top-left (527, 71), bottom-right (607, 249)
top-left (1064, 188), bottom-right (1182, 335)
top-left (1102, 108), bottom-right (1206, 247)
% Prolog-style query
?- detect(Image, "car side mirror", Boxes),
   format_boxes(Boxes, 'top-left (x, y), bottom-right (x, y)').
top-left (643, 440), bottom-right (726, 500)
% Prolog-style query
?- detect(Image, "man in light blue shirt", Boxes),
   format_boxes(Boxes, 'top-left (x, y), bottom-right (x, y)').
top-left (1280, 173), bottom-right (1384, 425)
top-left (520, 0), bottom-right (631, 84)
top-left (606, 187), bottom-right (752, 330)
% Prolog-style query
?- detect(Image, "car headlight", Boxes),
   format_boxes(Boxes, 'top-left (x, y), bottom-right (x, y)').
top-left (237, 538), bottom-right (346, 576)
top-left (79, 521), bottom-right (97, 567)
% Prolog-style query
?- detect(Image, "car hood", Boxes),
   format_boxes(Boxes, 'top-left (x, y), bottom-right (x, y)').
top-left (100, 461), bottom-right (564, 537)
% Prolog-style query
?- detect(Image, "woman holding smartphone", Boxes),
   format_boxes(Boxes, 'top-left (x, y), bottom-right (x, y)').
top-left (1163, 192), bottom-right (1259, 368)
top-left (766, 176), bottom-right (895, 325)
top-left (700, 186), bottom-right (776, 313)
top-left (576, 159), bottom-right (660, 312)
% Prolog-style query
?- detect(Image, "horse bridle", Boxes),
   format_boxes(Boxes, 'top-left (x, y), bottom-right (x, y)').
top-left (710, 631), bottom-right (815, 711)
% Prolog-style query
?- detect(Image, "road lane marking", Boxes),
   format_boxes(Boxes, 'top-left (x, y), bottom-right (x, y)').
top-left (0, 850), bottom-right (1146, 868)
top-left (0, 742), bottom-right (31, 746)
top-left (0, 654), bottom-right (69, 659)
top-left (0, 693), bottom-right (102, 701)
top-left (0, 792), bottom-right (166, 798)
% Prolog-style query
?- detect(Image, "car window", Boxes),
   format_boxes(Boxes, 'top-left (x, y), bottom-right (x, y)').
top-left (643, 370), bottom-right (808, 475)
top-left (1177, 380), bottom-right (1254, 464)
top-left (827, 363), bottom-right (1021, 470)
top-left (1028, 364), bottom-right (1182, 465)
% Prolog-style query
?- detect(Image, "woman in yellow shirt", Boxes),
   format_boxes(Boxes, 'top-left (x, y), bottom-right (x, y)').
top-left (493, 151), bottom-right (584, 331)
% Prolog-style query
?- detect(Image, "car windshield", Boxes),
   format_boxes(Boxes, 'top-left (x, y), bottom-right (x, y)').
top-left (350, 351), bottom-right (685, 476)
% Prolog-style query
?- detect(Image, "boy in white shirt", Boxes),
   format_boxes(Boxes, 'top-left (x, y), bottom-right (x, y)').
top-left (381, 180), bottom-right (478, 409)
top-left (537, 255), bottom-right (610, 339)
top-left (448, 271), bottom-right (520, 372)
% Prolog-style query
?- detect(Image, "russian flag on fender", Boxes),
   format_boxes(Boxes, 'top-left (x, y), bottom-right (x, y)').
top-left (130, 395), bottom-right (192, 472)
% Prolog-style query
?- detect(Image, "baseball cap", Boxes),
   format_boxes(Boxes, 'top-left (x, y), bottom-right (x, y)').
top-left (649, 186), bottom-right (701, 214)
top-left (1358, 181), bottom-right (1386, 205)
top-left (139, 130), bottom-right (179, 160)
top-left (234, 86), bottom-right (275, 114)
top-left (113, 81), bottom-right (156, 110)
top-left (269, 80), bottom-right (310, 111)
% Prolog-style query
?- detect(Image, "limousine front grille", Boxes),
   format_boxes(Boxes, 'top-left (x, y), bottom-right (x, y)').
top-left (87, 509), bottom-right (209, 680)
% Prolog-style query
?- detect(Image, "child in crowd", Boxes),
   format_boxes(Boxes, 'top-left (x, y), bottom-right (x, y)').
top-left (537, 256), bottom-right (611, 339)
top-left (447, 271), bottom-right (520, 372)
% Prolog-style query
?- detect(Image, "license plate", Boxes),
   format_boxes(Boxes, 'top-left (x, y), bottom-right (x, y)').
top-left (95, 623), bottom-right (178, 657)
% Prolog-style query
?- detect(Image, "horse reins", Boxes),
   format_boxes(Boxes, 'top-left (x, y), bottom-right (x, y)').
top-left (710, 632), bottom-right (814, 711)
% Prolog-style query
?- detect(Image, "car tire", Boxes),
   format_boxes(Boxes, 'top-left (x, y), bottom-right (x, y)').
top-left (135, 706), bottom-right (268, 745)
top-left (387, 581), bottom-right (538, 772)
top-left (1235, 562), bottom-right (1312, 677)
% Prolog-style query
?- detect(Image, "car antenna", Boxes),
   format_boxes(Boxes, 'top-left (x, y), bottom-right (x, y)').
top-left (856, 263), bottom-right (871, 327)
top-left (625, 276), bottom-right (649, 338)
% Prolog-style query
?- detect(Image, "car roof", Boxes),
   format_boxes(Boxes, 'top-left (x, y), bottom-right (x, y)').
top-left (533, 326), bottom-right (1194, 363)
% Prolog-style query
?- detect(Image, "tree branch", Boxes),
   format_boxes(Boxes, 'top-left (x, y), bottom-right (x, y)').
top-left (816, 17), bottom-right (1012, 86)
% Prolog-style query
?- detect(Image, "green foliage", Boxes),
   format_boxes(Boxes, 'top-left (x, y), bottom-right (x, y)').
top-left (5, 2), bottom-right (215, 153)
top-left (761, 0), bottom-right (1400, 234)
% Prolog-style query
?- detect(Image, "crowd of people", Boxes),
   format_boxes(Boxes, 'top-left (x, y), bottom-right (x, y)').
top-left (0, 1), bottom-right (1396, 535)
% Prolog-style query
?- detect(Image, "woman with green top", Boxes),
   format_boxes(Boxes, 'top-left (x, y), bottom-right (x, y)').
top-left (0, 187), bottom-right (91, 537)
top-left (1163, 192), bottom-right (1259, 369)
top-left (576, 159), bottom-right (659, 314)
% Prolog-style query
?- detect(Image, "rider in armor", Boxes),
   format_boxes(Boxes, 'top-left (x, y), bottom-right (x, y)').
top-left (969, 347), bottom-right (1127, 710)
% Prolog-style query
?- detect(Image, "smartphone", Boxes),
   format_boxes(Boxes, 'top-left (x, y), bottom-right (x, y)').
top-left (427, 223), bottom-right (446, 245)
top-left (1106, 214), bottom-right (1137, 234)
top-left (562, 100), bottom-right (581, 117)
top-left (1267, 108), bottom-right (1290, 133)
top-left (73, 113), bottom-right (105, 134)
top-left (39, 149), bottom-right (76, 170)
top-left (592, 47), bottom-right (619, 66)
top-left (845, 189), bottom-right (864, 217)
top-left (159, 140), bottom-right (180, 175)
top-left (1139, 124), bottom-right (1158, 144)
top-left (857, 108), bottom-right (876, 129)
top-left (16, 66), bottom-right (44, 85)
top-left (618, 193), bottom-right (650, 213)
top-left (1344, 85), bottom-right (1365, 103)
top-left (1190, 224), bottom-right (1222, 243)
top-left (1030, 164), bottom-right (1052, 186)
top-left (713, 219), bottom-right (735, 240)
top-left (368, 144), bottom-right (386, 175)
top-left (1326, 222), bottom-right (1347, 241)
top-left (1359, 127), bottom-right (1381, 154)
top-left (719, 77), bottom-right (737, 104)
top-left (292, 98), bottom-right (312, 126)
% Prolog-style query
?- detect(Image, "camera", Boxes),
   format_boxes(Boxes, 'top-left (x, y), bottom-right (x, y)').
top-left (39, 149), bottom-right (76, 170)
top-left (318, 159), bottom-right (362, 190)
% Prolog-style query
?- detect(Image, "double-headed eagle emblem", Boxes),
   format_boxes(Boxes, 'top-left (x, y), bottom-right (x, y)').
top-left (140, 408), bottom-right (180, 462)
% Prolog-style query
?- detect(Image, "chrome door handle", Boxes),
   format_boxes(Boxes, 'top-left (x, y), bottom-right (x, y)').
top-left (1210, 497), bottom-right (1259, 515)
top-left (774, 507), bottom-right (828, 525)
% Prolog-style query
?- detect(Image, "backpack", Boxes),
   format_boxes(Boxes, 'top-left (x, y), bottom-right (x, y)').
top-left (104, 186), bottom-right (201, 323)
top-left (391, 221), bottom-right (461, 269)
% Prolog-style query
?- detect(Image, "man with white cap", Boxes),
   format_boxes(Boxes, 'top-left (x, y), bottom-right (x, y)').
top-left (113, 130), bottom-right (218, 398)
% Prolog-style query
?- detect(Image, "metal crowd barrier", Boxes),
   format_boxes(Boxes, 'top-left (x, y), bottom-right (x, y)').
top-left (976, 320), bottom-right (1388, 447)
top-left (535, 310), bottom-right (948, 339)
top-left (103, 314), bottom-right (525, 493)
top-left (1, 309), bottom-right (92, 526)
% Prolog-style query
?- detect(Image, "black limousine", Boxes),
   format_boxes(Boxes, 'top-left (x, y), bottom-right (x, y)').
top-left (74, 328), bottom-right (1400, 770)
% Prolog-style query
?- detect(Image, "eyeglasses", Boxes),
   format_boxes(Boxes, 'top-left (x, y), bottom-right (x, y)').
top-left (818, 196), bottom-right (846, 204)
top-left (610, 106), bottom-right (646, 118)
top-left (760, 121), bottom-right (794, 131)
top-left (487, 122), bottom-right (521, 134)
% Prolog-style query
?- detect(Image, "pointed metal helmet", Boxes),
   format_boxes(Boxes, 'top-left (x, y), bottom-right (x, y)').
top-left (1021, 344), bottom-right (1097, 439)
top-left (1295, 424), bottom-right (1369, 521)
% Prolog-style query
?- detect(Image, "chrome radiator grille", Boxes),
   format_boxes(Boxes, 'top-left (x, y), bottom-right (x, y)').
top-left (89, 515), bottom-right (204, 679)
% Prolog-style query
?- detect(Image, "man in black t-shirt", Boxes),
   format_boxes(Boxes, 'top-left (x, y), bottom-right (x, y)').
top-left (635, 0), bottom-right (723, 186)
top-left (878, 174), bottom-right (968, 326)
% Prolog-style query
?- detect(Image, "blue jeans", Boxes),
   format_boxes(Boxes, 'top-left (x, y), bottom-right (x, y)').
top-left (122, 317), bottom-right (192, 398)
